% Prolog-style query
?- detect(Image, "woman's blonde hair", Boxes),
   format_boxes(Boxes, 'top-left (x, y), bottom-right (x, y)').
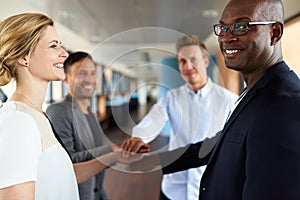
top-left (0, 13), bottom-right (53, 86)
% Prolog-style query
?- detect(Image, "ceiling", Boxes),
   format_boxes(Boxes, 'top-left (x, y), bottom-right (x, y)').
top-left (1, 0), bottom-right (299, 80)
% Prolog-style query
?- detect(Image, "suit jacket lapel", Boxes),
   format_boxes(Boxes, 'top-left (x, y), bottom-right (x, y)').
top-left (205, 88), bottom-right (257, 164)
top-left (206, 61), bottom-right (290, 165)
top-left (67, 95), bottom-right (96, 149)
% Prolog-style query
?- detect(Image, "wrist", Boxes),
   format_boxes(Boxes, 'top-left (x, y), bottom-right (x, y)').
top-left (97, 152), bottom-right (118, 168)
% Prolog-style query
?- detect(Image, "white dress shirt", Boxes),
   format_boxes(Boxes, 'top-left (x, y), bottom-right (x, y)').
top-left (0, 102), bottom-right (79, 200)
top-left (132, 78), bottom-right (237, 200)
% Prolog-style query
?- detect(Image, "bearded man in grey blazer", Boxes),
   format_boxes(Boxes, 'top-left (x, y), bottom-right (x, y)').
top-left (46, 52), bottom-right (148, 200)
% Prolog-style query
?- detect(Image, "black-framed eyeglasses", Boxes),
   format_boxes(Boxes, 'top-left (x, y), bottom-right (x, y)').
top-left (213, 21), bottom-right (276, 36)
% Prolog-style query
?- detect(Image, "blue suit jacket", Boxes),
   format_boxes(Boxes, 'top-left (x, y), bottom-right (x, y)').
top-left (161, 61), bottom-right (300, 200)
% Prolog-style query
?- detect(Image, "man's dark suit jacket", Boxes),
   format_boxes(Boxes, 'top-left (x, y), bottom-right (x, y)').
top-left (160, 61), bottom-right (300, 200)
top-left (46, 94), bottom-right (111, 200)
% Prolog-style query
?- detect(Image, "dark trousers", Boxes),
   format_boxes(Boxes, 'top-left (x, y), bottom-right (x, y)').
top-left (159, 191), bottom-right (171, 200)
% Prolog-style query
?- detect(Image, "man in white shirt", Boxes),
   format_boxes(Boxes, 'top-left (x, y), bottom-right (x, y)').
top-left (132, 35), bottom-right (238, 200)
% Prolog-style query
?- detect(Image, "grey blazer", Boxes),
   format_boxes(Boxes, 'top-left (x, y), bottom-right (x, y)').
top-left (46, 94), bottom-right (111, 200)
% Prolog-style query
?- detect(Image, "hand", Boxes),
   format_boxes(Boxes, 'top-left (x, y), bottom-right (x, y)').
top-left (121, 137), bottom-right (150, 153)
top-left (114, 148), bottom-right (145, 164)
top-left (126, 154), bottom-right (160, 172)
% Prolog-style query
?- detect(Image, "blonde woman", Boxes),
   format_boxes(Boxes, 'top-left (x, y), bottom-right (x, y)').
top-left (0, 13), bottom-right (148, 200)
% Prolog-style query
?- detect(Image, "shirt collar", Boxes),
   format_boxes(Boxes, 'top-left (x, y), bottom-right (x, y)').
top-left (186, 78), bottom-right (212, 98)
top-left (66, 93), bottom-right (92, 113)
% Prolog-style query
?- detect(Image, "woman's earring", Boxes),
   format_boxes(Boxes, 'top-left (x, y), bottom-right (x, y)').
top-left (25, 62), bottom-right (28, 66)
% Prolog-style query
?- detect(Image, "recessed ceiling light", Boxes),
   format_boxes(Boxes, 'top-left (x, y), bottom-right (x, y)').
top-left (202, 9), bottom-right (219, 18)
top-left (59, 10), bottom-right (74, 19)
top-left (90, 35), bottom-right (102, 43)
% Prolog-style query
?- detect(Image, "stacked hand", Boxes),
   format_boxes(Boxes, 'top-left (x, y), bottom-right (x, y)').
top-left (126, 154), bottom-right (161, 172)
top-left (121, 137), bottom-right (150, 153)
top-left (111, 137), bottom-right (150, 164)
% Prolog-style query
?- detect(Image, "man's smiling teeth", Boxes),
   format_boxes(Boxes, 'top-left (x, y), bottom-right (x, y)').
top-left (225, 49), bottom-right (240, 54)
top-left (54, 63), bottom-right (64, 68)
top-left (83, 85), bottom-right (93, 89)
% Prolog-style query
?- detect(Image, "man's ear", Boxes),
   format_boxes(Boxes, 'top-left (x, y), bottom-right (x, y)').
top-left (271, 22), bottom-right (283, 46)
top-left (204, 56), bottom-right (210, 69)
top-left (17, 55), bottom-right (29, 67)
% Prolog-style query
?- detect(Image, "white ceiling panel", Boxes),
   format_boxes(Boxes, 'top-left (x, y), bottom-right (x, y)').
top-left (0, 0), bottom-right (299, 79)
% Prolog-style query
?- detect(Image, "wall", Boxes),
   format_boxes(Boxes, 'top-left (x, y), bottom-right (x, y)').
top-left (282, 15), bottom-right (300, 76)
top-left (215, 49), bottom-right (241, 94)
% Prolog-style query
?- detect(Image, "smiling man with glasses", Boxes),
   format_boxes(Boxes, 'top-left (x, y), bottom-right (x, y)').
top-left (128, 0), bottom-right (300, 199)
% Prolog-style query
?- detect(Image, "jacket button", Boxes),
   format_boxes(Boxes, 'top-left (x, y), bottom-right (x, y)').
top-left (93, 188), bottom-right (98, 192)
top-left (202, 187), bottom-right (206, 191)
